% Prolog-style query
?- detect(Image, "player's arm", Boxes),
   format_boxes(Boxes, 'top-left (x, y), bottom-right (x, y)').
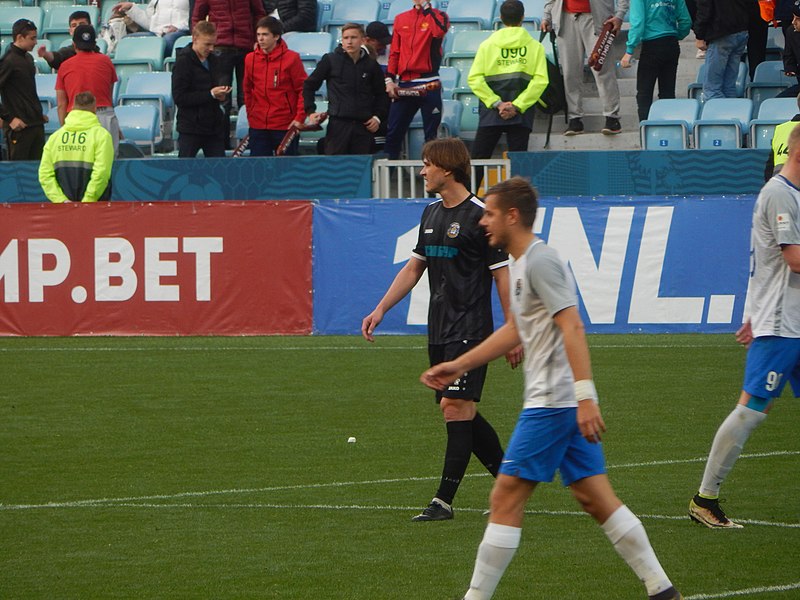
top-left (492, 265), bottom-right (524, 368)
top-left (361, 256), bottom-right (427, 341)
top-left (511, 42), bottom-right (549, 113)
top-left (466, 46), bottom-right (499, 109)
top-left (56, 89), bottom-right (68, 129)
top-left (783, 244), bottom-right (800, 273)
top-left (553, 305), bottom-right (606, 443)
top-left (38, 140), bottom-right (69, 204)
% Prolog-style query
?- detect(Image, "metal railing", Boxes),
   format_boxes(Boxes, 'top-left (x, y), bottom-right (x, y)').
top-left (372, 158), bottom-right (511, 199)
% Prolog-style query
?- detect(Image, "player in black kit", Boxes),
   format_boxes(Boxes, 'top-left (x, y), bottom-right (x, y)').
top-left (362, 137), bottom-right (523, 521)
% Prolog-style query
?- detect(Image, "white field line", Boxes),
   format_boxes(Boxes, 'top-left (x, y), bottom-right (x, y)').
top-left (0, 343), bottom-right (739, 352)
top-left (685, 582), bottom-right (800, 599)
top-left (2, 450), bottom-right (798, 520)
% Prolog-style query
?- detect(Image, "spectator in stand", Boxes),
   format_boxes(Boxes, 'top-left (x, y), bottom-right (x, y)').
top-left (172, 20), bottom-right (231, 158)
top-left (39, 91), bottom-right (113, 203)
top-left (365, 21), bottom-right (392, 70)
top-left (243, 16), bottom-right (306, 156)
top-left (37, 10), bottom-right (94, 71)
top-left (693, 0), bottom-right (751, 100)
top-left (110, 0), bottom-right (191, 57)
top-left (0, 19), bottom-right (46, 161)
top-left (542, 0), bottom-right (628, 136)
top-left (620, 0), bottom-right (692, 122)
top-left (192, 0), bottom-right (266, 149)
top-left (779, 3), bottom-right (800, 99)
top-left (304, 23), bottom-right (388, 155)
top-left (56, 25), bottom-right (119, 155)
top-left (263, 0), bottom-right (317, 32)
top-left (764, 94), bottom-right (800, 180)
top-left (384, 0), bottom-right (449, 159)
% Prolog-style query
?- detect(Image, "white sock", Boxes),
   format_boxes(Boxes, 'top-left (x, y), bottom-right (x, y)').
top-left (601, 505), bottom-right (672, 596)
top-left (699, 404), bottom-right (767, 498)
top-left (463, 523), bottom-right (521, 600)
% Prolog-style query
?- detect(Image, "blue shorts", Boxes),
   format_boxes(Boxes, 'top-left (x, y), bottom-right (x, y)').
top-left (742, 336), bottom-right (800, 399)
top-left (499, 407), bottom-right (606, 487)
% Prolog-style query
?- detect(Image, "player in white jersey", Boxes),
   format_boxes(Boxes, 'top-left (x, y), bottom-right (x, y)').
top-left (689, 124), bottom-right (800, 529)
top-left (422, 177), bottom-right (682, 600)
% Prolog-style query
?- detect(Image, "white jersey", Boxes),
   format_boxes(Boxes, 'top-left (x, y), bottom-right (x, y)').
top-left (509, 239), bottom-right (578, 409)
top-left (743, 175), bottom-right (800, 338)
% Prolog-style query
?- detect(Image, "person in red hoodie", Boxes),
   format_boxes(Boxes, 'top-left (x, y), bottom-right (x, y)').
top-left (384, 0), bottom-right (449, 159)
top-left (192, 0), bottom-right (265, 148)
top-left (243, 16), bottom-right (306, 156)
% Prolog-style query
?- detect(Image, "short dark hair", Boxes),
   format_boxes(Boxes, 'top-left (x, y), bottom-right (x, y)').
top-left (193, 20), bottom-right (216, 36)
top-left (341, 22), bottom-right (366, 36)
top-left (12, 18), bottom-right (37, 40)
top-left (256, 16), bottom-right (284, 37)
top-left (421, 138), bottom-right (471, 188)
top-left (500, 0), bottom-right (525, 26)
top-left (69, 11), bottom-right (91, 25)
top-left (74, 91), bottom-right (96, 111)
top-left (485, 176), bottom-right (538, 228)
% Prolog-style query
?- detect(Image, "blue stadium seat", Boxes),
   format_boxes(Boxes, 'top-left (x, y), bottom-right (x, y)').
top-left (749, 97), bottom-right (799, 149)
top-left (235, 104), bottom-right (249, 148)
top-left (453, 87), bottom-right (480, 141)
top-left (323, 0), bottom-right (380, 42)
top-left (284, 31), bottom-right (334, 69)
top-left (44, 104), bottom-right (60, 135)
top-left (162, 35), bottom-right (191, 71)
top-left (639, 98), bottom-right (700, 150)
top-left (765, 26), bottom-right (784, 62)
top-left (59, 35), bottom-right (108, 54)
top-left (0, 6), bottom-right (43, 34)
top-left (746, 60), bottom-right (795, 112)
top-left (440, 98), bottom-right (462, 136)
top-left (113, 35), bottom-right (166, 72)
top-left (317, 0), bottom-right (334, 32)
top-left (438, 65), bottom-right (460, 99)
top-left (116, 104), bottom-right (161, 154)
top-left (688, 61), bottom-right (748, 102)
top-left (693, 98), bottom-right (753, 149)
top-left (492, 0), bottom-right (545, 29)
top-left (445, 0), bottom-right (494, 32)
top-left (117, 71), bottom-right (174, 124)
top-left (35, 72), bottom-right (58, 107)
top-left (443, 30), bottom-right (492, 82)
top-left (31, 38), bottom-right (52, 73)
top-left (42, 4), bottom-right (98, 47)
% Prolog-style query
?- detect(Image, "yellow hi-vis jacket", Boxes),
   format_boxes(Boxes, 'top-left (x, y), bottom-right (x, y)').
top-left (467, 26), bottom-right (549, 130)
top-left (38, 109), bottom-right (113, 203)
top-left (772, 120), bottom-right (797, 172)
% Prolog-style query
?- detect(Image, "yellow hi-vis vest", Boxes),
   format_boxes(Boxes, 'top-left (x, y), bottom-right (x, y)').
top-left (772, 120), bottom-right (797, 171)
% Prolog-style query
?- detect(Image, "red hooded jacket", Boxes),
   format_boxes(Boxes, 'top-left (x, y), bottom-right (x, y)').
top-left (388, 4), bottom-right (449, 81)
top-left (243, 38), bottom-right (307, 131)
top-left (192, 0), bottom-right (266, 50)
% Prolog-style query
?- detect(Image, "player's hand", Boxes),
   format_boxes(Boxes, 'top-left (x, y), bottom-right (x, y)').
top-left (290, 120), bottom-right (303, 129)
top-left (604, 15), bottom-right (622, 34)
top-left (504, 344), bottom-right (524, 369)
top-left (386, 81), bottom-right (399, 99)
top-left (540, 19), bottom-right (551, 32)
top-left (43, 114), bottom-right (49, 123)
top-left (695, 39), bottom-right (707, 51)
top-left (361, 309), bottom-right (384, 342)
top-left (735, 320), bottom-right (753, 347)
top-left (9, 117), bottom-right (26, 132)
top-left (786, 71), bottom-right (796, 76)
top-left (421, 361), bottom-right (461, 391)
top-left (577, 399), bottom-right (606, 443)
top-left (620, 53), bottom-right (632, 68)
top-left (364, 116), bottom-right (380, 133)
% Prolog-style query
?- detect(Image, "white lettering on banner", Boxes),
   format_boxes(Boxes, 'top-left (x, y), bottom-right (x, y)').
top-left (0, 240), bottom-right (19, 302)
top-left (548, 207), bottom-right (633, 324)
top-left (629, 207), bottom-right (705, 323)
top-left (0, 237), bottom-right (224, 304)
top-left (395, 225), bottom-right (429, 325)
top-left (28, 239), bottom-right (70, 303)
top-left (96, 238), bottom-right (137, 302)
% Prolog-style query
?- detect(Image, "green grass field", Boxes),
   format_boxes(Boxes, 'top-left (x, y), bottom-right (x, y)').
top-left (1, 334), bottom-right (798, 599)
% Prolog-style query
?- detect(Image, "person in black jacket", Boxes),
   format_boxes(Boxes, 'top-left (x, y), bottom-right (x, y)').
top-left (0, 19), bottom-right (46, 161)
top-left (303, 23), bottom-right (389, 155)
top-left (171, 20), bottom-right (231, 158)
top-left (263, 0), bottom-right (317, 32)
top-left (693, 0), bottom-right (754, 100)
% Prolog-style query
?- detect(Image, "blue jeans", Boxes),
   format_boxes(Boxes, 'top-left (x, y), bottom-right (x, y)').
top-left (703, 30), bottom-right (748, 100)
top-left (125, 29), bottom-right (190, 57)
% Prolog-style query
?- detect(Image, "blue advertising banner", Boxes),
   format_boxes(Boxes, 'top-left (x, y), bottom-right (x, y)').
top-left (313, 195), bottom-right (757, 335)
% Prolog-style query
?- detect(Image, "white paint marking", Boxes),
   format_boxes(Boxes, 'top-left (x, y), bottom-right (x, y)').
top-left (685, 582), bottom-right (800, 599)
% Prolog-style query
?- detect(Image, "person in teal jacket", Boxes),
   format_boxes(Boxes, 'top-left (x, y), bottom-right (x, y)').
top-left (39, 91), bottom-right (114, 203)
top-left (621, 0), bottom-right (691, 121)
top-left (468, 0), bottom-right (549, 159)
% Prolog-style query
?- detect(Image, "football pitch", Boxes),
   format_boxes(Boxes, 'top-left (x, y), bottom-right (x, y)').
top-left (1, 334), bottom-right (798, 599)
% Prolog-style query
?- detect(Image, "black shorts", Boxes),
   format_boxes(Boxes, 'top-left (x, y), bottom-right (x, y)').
top-left (428, 340), bottom-right (488, 403)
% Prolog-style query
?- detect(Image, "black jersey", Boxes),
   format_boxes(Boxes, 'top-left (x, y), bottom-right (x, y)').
top-left (412, 194), bottom-right (509, 344)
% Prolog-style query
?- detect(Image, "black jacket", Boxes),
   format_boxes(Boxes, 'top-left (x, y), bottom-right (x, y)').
top-left (303, 46), bottom-right (389, 122)
top-left (0, 44), bottom-right (44, 126)
top-left (263, 0), bottom-right (317, 32)
top-left (171, 46), bottom-right (227, 136)
top-left (784, 26), bottom-right (800, 76)
top-left (693, 0), bottom-right (755, 42)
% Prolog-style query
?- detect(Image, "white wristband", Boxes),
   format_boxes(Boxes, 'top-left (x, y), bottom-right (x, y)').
top-left (574, 379), bottom-right (598, 404)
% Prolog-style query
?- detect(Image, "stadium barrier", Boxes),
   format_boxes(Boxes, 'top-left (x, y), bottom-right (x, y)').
top-left (372, 158), bottom-right (510, 198)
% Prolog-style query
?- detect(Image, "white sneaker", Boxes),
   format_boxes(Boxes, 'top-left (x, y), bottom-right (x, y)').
top-left (696, 49), bottom-right (706, 59)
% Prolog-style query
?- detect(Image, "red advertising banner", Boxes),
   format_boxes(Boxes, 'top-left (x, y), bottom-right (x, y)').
top-left (0, 201), bottom-right (313, 336)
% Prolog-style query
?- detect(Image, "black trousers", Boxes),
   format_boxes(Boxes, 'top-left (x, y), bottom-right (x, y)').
top-left (177, 131), bottom-right (226, 158)
top-left (5, 124), bottom-right (44, 161)
top-left (324, 117), bottom-right (375, 155)
top-left (214, 47), bottom-right (247, 146)
top-left (470, 123), bottom-right (531, 159)
top-left (636, 36), bottom-right (680, 122)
